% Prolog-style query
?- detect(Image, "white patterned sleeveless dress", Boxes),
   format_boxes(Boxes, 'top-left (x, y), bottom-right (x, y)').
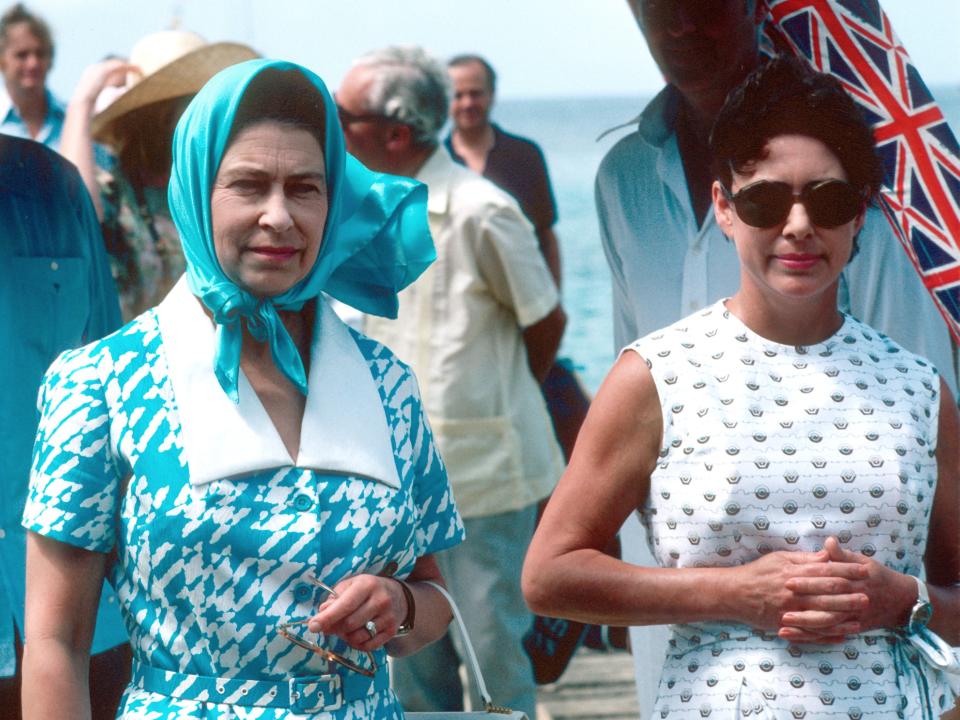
top-left (627, 301), bottom-right (956, 720)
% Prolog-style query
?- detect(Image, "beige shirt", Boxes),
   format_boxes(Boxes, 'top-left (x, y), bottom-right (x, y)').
top-left (364, 148), bottom-right (563, 518)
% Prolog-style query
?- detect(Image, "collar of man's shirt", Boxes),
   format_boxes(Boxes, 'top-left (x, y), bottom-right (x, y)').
top-left (595, 84), bottom-right (681, 147)
top-left (0, 87), bottom-right (64, 133)
top-left (417, 145), bottom-right (455, 215)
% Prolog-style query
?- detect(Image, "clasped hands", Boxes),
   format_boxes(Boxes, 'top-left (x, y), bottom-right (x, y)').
top-left (304, 574), bottom-right (410, 652)
top-left (739, 536), bottom-right (916, 644)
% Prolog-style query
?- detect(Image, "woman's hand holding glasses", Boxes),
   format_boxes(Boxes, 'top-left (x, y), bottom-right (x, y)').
top-left (277, 574), bottom-right (411, 677)
top-left (307, 574), bottom-right (410, 651)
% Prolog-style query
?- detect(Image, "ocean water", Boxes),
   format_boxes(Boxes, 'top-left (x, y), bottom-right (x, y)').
top-left (493, 86), bottom-right (960, 395)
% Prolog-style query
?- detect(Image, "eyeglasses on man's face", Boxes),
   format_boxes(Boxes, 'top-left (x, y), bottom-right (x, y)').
top-left (335, 103), bottom-right (396, 128)
top-left (277, 576), bottom-right (377, 677)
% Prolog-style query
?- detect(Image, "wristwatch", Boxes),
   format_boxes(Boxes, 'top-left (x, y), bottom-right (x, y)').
top-left (904, 576), bottom-right (933, 634)
top-left (394, 578), bottom-right (416, 637)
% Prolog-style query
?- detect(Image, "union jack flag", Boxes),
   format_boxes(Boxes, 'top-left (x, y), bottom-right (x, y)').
top-left (762, 0), bottom-right (960, 340)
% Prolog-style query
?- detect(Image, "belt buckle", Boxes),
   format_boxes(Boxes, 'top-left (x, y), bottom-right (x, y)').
top-left (289, 673), bottom-right (343, 713)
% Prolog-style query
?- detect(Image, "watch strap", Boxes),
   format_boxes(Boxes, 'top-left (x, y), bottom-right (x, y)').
top-left (905, 575), bottom-right (933, 633)
top-left (394, 578), bottom-right (416, 636)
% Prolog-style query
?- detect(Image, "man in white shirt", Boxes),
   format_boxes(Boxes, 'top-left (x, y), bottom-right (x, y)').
top-left (337, 46), bottom-right (565, 719)
top-left (598, 0), bottom-right (959, 711)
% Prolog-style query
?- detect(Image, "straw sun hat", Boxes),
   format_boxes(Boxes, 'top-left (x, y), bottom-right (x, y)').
top-left (91, 30), bottom-right (258, 146)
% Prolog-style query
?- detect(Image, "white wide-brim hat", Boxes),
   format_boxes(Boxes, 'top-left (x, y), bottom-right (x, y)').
top-left (92, 30), bottom-right (258, 146)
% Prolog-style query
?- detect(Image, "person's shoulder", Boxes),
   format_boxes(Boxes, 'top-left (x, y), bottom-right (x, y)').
top-left (348, 326), bottom-right (421, 392)
top-left (844, 314), bottom-right (940, 379)
top-left (597, 128), bottom-right (655, 181)
top-left (0, 134), bottom-right (84, 201)
top-left (624, 303), bottom-right (722, 357)
top-left (449, 161), bottom-right (520, 212)
top-left (43, 311), bottom-right (156, 385)
top-left (425, 147), bottom-right (526, 224)
top-left (597, 88), bottom-right (677, 179)
top-left (492, 124), bottom-right (546, 158)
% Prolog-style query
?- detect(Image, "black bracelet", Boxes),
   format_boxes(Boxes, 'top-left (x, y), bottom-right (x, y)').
top-left (394, 578), bottom-right (416, 636)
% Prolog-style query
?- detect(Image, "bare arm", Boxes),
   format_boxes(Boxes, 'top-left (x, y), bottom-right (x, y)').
top-left (22, 533), bottom-right (107, 720)
top-left (535, 225), bottom-right (562, 290)
top-left (60, 59), bottom-right (130, 221)
top-left (522, 351), bottom-right (866, 631)
top-left (522, 304), bottom-right (566, 384)
top-left (307, 554), bottom-right (453, 657)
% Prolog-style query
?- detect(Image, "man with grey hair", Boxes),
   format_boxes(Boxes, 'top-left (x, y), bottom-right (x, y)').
top-left (338, 46), bottom-right (566, 717)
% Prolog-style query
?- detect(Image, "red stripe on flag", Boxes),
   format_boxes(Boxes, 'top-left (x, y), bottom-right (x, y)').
top-left (874, 107), bottom-right (944, 143)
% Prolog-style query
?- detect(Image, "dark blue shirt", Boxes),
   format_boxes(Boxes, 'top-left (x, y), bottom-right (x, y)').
top-left (445, 123), bottom-right (558, 231)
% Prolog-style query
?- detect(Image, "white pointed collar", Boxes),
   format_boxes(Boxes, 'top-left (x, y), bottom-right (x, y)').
top-left (156, 277), bottom-right (400, 488)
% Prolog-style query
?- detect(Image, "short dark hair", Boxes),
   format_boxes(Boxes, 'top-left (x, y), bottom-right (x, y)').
top-left (0, 3), bottom-right (53, 58)
top-left (229, 68), bottom-right (327, 151)
top-left (710, 54), bottom-right (883, 201)
top-left (448, 54), bottom-right (496, 94)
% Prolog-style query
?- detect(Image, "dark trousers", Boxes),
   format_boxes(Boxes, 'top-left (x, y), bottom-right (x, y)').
top-left (0, 625), bottom-right (130, 720)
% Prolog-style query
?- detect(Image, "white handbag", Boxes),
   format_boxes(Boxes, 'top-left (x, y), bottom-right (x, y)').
top-left (403, 581), bottom-right (529, 719)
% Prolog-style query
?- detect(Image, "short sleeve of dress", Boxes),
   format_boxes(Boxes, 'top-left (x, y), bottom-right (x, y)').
top-left (404, 369), bottom-right (465, 557)
top-left (22, 345), bottom-right (121, 554)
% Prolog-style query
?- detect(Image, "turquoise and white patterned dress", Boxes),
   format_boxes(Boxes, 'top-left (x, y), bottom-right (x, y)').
top-left (628, 301), bottom-right (958, 720)
top-left (23, 280), bottom-right (465, 719)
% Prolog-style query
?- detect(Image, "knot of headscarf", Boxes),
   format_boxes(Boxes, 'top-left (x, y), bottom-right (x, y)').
top-left (169, 59), bottom-right (434, 402)
top-left (197, 280), bottom-right (308, 398)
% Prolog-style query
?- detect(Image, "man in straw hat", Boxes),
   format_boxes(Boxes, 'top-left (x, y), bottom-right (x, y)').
top-left (60, 30), bottom-right (257, 319)
top-left (0, 3), bottom-right (63, 147)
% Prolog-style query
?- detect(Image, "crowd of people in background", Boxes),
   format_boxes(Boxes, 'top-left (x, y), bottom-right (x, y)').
top-left (1, 1), bottom-right (958, 719)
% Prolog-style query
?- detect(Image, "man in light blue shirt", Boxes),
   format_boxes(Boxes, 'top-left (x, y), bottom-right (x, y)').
top-left (0, 3), bottom-right (64, 148)
top-left (0, 134), bottom-right (129, 717)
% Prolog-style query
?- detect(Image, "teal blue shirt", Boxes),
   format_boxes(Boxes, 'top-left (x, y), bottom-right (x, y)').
top-left (0, 134), bottom-right (126, 676)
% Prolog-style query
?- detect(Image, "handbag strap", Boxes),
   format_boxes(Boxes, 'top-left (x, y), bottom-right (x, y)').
top-left (421, 581), bottom-right (513, 714)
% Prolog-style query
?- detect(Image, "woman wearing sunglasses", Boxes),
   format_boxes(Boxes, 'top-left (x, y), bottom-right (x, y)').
top-left (21, 59), bottom-right (464, 719)
top-left (524, 55), bottom-right (959, 718)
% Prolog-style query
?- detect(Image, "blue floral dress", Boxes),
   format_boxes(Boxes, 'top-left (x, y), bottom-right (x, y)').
top-left (23, 285), bottom-right (464, 719)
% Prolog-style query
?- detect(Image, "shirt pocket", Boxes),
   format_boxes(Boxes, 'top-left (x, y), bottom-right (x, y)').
top-left (12, 256), bottom-right (90, 363)
top-left (430, 415), bottom-right (522, 514)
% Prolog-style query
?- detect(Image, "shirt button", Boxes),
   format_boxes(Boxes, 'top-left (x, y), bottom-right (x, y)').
top-left (50, 261), bottom-right (59, 271)
top-left (0, 529), bottom-right (6, 539)
top-left (689, 302), bottom-right (698, 311)
top-left (293, 494), bottom-right (313, 511)
top-left (293, 583), bottom-right (313, 602)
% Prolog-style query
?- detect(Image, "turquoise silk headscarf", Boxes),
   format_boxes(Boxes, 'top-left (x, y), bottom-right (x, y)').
top-left (168, 58), bottom-right (434, 402)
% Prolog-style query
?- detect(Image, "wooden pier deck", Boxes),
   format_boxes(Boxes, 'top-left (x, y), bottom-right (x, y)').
top-left (536, 648), bottom-right (640, 720)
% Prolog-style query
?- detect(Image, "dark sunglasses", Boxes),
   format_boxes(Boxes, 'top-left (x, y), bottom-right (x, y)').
top-left (335, 103), bottom-right (395, 127)
top-left (721, 179), bottom-right (866, 229)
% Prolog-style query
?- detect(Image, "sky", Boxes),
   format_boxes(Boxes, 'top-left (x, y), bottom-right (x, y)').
top-left (25, 0), bottom-right (960, 102)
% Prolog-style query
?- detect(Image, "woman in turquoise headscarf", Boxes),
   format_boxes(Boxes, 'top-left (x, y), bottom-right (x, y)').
top-left (20, 59), bottom-right (464, 719)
